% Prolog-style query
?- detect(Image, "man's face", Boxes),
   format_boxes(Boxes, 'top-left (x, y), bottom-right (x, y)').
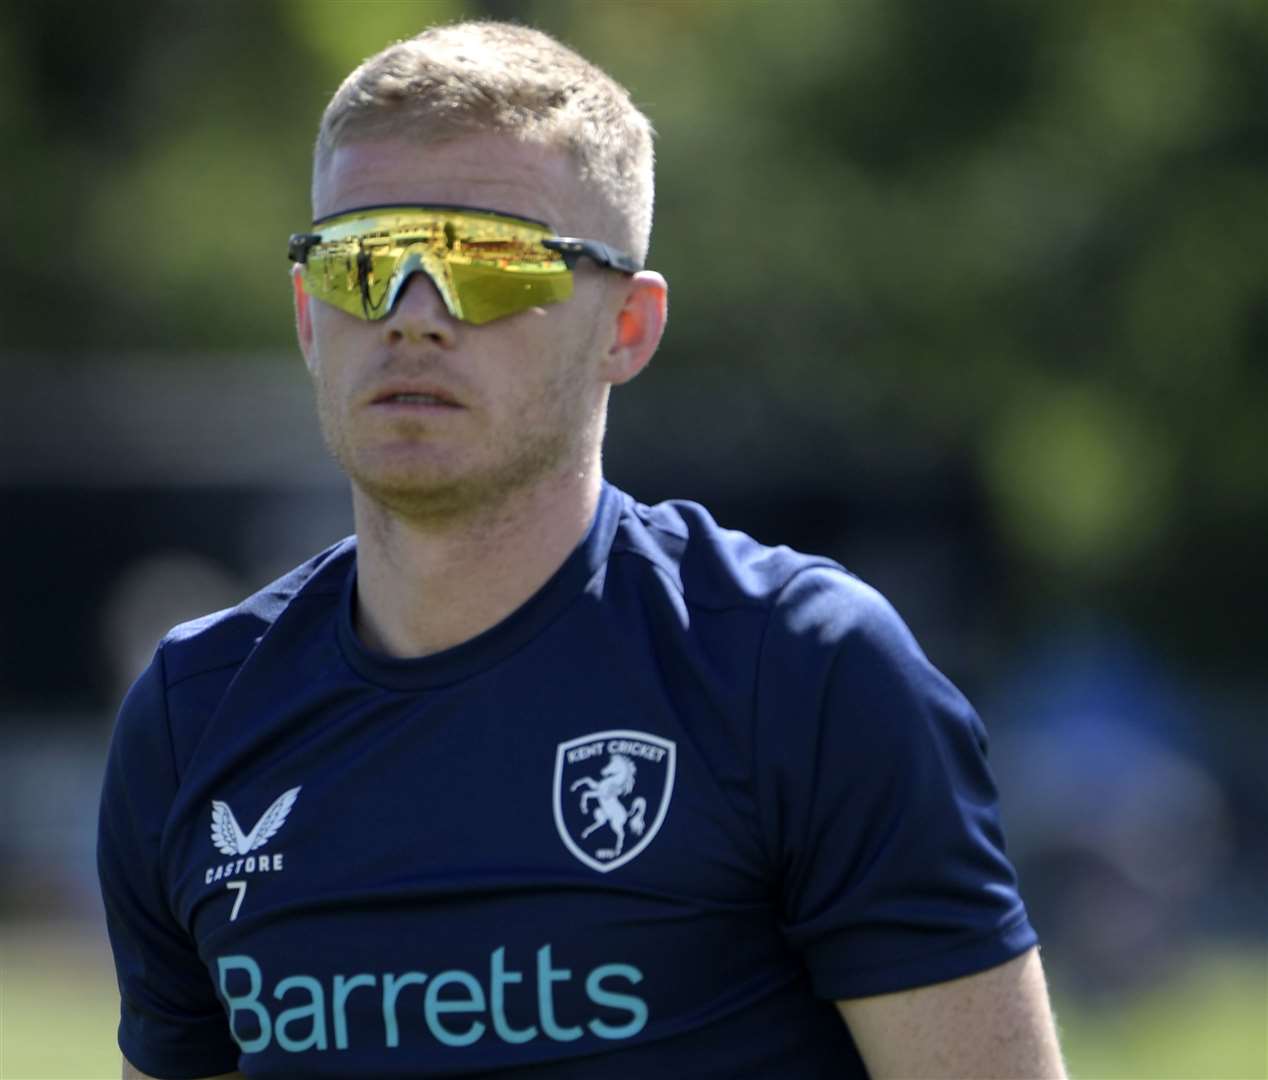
top-left (296, 133), bottom-right (622, 519)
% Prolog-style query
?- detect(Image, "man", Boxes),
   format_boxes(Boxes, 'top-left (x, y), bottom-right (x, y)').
top-left (99, 21), bottom-right (1066, 1080)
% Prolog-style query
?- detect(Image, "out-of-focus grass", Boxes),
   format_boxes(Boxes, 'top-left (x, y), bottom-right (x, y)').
top-left (1054, 948), bottom-right (1268, 1080)
top-left (1, 922), bottom-right (1264, 1079)
top-left (1, 924), bottom-right (119, 1080)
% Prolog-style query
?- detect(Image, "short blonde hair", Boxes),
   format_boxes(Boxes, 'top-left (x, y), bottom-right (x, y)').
top-left (314, 21), bottom-right (655, 263)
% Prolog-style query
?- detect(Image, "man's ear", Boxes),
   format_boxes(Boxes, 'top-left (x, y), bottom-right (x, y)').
top-left (602, 271), bottom-right (668, 387)
top-left (292, 265), bottom-right (316, 372)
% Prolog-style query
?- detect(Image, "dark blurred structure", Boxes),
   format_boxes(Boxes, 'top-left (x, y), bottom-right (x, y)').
top-left (1, 0), bottom-right (1264, 998)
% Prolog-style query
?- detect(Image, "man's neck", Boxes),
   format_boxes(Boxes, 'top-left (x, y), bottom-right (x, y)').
top-left (350, 465), bottom-right (603, 659)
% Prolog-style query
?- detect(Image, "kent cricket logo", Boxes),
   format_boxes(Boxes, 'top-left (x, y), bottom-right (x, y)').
top-left (554, 730), bottom-right (675, 872)
top-left (204, 786), bottom-right (301, 887)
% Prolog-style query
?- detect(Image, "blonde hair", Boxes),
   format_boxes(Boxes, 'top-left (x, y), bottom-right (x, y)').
top-left (314, 21), bottom-right (655, 263)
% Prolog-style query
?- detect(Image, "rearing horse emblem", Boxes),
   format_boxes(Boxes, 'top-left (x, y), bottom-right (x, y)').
top-left (572, 754), bottom-right (646, 860)
top-left (554, 730), bottom-right (676, 873)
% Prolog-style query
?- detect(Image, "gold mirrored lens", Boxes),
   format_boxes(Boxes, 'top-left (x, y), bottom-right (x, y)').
top-left (298, 208), bottom-right (574, 324)
top-left (447, 260), bottom-right (573, 325)
top-left (303, 244), bottom-right (393, 318)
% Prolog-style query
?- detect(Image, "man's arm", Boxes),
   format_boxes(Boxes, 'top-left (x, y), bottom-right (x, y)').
top-left (836, 947), bottom-right (1065, 1079)
top-left (123, 1058), bottom-right (243, 1080)
top-left (102, 652), bottom-right (247, 1076)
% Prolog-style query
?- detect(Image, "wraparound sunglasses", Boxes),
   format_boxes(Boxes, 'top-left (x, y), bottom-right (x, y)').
top-left (288, 204), bottom-right (641, 325)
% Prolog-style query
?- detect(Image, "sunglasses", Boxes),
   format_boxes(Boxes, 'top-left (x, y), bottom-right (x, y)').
top-left (288, 204), bottom-right (641, 326)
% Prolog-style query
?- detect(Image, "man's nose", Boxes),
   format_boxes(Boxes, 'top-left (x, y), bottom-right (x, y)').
top-left (381, 269), bottom-right (458, 348)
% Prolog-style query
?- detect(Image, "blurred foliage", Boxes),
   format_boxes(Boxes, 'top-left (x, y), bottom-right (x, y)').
top-left (1, 0), bottom-right (1265, 673)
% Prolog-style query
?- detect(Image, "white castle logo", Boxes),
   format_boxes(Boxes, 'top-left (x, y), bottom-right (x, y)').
top-left (570, 754), bottom-right (647, 860)
top-left (554, 730), bottom-right (675, 873)
top-left (211, 787), bottom-right (302, 856)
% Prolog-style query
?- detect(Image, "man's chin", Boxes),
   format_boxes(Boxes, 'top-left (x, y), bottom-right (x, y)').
top-left (336, 434), bottom-right (578, 524)
top-left (349, 468), bottom-right (479, 522)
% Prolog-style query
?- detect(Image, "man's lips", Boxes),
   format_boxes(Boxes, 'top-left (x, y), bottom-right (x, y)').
top-left (367, 382), bottom-right (465, 408)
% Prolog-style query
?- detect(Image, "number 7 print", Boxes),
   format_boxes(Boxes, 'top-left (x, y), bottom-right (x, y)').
top-left (226, 880), bottom-right (247, 921)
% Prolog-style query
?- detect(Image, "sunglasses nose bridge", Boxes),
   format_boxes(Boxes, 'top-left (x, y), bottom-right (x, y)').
top-left (379, 249), bottom-right (467, 342)
top-left (383, 248), bottom-right (460, 321)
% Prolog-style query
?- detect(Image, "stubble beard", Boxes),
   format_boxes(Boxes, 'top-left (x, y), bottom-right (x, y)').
top-left (315, 347), bottom-right (602, 529)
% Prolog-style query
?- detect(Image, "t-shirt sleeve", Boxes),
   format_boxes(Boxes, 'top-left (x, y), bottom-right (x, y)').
top-left (97, 646), bottom-right (241, 1079)
top-left (755, 567), bottom-right (1037, 1001)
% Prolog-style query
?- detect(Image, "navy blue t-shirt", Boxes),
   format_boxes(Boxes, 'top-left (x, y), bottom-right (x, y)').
top-left (98, 484), bottom-right (1036, 1079)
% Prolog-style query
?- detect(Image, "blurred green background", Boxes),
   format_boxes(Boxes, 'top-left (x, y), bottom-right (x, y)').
top-left (1, 0), bottom-right (1265, 1077)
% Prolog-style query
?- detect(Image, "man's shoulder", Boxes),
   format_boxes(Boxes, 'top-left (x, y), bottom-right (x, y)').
top-left (611, 489), bottom-right (878, 620)
top-left (158, 537), bottom-right (355, 688)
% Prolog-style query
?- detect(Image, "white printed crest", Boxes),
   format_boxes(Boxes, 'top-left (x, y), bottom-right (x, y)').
top-left (553, 730), bottom-right (675, 873)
